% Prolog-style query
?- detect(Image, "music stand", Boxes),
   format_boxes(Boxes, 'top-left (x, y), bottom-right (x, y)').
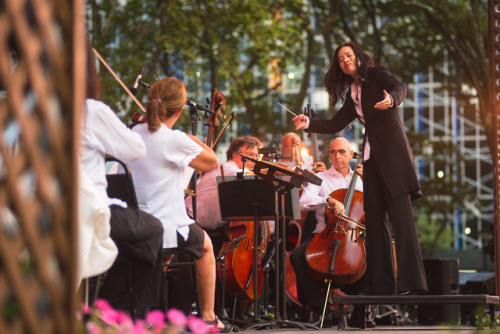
top-left (240, 157), bottom-right (322, 330)
top-left (217, 174), bottom-right (299, 322)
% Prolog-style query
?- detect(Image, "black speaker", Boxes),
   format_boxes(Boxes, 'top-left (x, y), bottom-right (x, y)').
top-left (417, 258), bottom-right (460, 325)
top-left (459, 272), bottom-right (495, 295)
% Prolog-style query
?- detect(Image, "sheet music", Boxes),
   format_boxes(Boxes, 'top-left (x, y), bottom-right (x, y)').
top-left (184, 166), bottom-right (195, 189)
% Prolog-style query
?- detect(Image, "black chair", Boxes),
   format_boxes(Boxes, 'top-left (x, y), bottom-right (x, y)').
top-left (105, 157), bottom-right (138, 208)
top-left (162, 248), bottom-right (202, 316)
top-left (105, 157), bottom-right (202, 316)
top-left (83, 157), bottom-right (140, 314)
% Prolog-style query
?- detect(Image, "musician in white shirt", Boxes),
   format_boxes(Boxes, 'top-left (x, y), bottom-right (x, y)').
top-left (128, 76), bottom-right (231, 331)
top-left (290, 137), bottom-right (363, 323)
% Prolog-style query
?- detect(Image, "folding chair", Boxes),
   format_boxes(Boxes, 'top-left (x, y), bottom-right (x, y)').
top-left (162, 248), bottom-right (202, 316)
top-left (83, 157), bottom-right (139, 314)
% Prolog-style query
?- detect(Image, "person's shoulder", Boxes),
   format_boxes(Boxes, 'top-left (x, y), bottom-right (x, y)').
top-left (315, 168), bottom-right (331, 180)
top-left (86, 98), bottom-right (111, 113)
top-left (131, 122), bottom-right (148, 133)
top-left (85, 98), bottom-right (123, 126)
top-left (168, 128), bottom-right (196, 146)
top-left (369, 64), bottom-right (389, 75)
top-left (368, 64), bottom-right (396, 82)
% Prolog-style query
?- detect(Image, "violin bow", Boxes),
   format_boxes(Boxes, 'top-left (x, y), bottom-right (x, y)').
top-left (92, 48), bottom-right (147, 115)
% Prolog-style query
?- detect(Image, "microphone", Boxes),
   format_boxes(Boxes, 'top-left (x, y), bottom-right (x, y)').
top-left (139, 80), bottom-right (151, 88)
top-left (186, 100), bottom-right (215, 114)
top-left (129, 67), bottom-right (144, 96)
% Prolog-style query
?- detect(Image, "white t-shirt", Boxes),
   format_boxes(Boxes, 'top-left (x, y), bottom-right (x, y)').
top-left (128, 123), bottom-right (202, 248)
top-left (80, 99), bottom-right (146, 207)
top-left (185, 160), bottom-right (241, 230)
top-left (299, 166), bottom-right (363, 233)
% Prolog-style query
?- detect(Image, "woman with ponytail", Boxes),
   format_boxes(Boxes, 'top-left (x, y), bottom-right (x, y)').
top-left (128, 78), bottom-right (231, 331)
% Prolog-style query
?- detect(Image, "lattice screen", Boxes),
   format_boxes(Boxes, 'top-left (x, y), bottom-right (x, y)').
top-left (490, 0), bottom-right (500, 296)
top-left (0, 0), bottom-right (81, 333)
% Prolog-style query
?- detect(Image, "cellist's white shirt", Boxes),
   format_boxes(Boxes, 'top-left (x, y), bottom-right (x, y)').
top-left (299, 166), bottom-right (363, 233)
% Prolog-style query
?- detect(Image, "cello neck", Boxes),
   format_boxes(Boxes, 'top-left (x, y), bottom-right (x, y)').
top-left (343, 151), bottom-right (364, 212)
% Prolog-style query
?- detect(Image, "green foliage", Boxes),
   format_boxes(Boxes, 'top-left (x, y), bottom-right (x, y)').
top-left (87, 0), bottom-right (490, 143)
top-left (416, 208), bottom-right (454, 251)
top-left (88, 0), bottom-right (307, 134)
top-left (87, 2), bottom-right (491, 248)
top-left (407, 130), bottom-right (481, 255)
top-left (474, 304), bottom-right (500, 330)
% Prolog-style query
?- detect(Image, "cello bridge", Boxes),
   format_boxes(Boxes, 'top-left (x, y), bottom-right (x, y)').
top-left (335, 226), bottom-right (347, 235)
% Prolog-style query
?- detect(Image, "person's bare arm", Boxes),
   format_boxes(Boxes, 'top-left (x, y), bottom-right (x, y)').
top-left (187, 134), bottom-right (219, 172)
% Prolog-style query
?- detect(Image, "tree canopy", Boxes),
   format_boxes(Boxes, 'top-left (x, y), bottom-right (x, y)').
top-left (87, 0), bottom-right (491, 254)
top-left (88, 0), bottom-right (490, 149)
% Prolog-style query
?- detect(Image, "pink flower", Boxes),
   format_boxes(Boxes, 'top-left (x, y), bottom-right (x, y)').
top-left (100, 307), bottom-right (119, 325)
top-left (86, 321), bottom-right (102, 334)
top-left (166, 308), bottom-right (187, 327)
top-left (188, 314), bottom-right (209, 334)
top-left (115, 310), bottom-right (134, 331)
top-left (146, 309), bottom-right (166, 330)
top-left (94, 299), bottom-right (112, 312)
top-left (210, 324), bottom-right (220, 334)
top-left (132, 319), bottom-right (148, 334)
top-left (82, 303), bottom-right (92, 315)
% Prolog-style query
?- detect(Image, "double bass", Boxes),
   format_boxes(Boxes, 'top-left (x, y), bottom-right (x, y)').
top-left (305, 151), bottom-right (366, 285)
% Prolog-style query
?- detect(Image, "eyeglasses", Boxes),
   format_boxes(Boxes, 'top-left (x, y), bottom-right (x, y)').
top-left (329, 149), bottom-right (347, 156)
top-left (240, 151), bottom-right (260, 159)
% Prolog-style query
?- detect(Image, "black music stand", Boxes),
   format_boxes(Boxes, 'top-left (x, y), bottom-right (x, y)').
top-left (217, 174), bottom-right (299, 323)
top-left (239, 157), bottom-right (322, 330)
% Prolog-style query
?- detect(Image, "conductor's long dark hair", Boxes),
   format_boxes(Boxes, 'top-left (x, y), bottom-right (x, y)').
top-left (324, 42), bottom-right (374, 106)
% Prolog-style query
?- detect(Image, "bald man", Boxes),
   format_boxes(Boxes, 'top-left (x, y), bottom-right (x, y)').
top-left (290, 137), bottom-right (371, 327)
top-left (280, 132), bottom-right (326, 173)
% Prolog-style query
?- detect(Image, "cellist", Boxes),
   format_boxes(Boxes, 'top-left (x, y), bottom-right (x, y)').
top-left (289, 137), bottom-right (372, 327)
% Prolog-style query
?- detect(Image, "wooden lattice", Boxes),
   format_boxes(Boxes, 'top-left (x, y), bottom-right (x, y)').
top-left (0, 0), bottom-right (82, 333)
top-left (490, 0), bottom-right (500, 296)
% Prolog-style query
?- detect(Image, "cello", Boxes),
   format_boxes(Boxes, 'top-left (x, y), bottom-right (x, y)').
top-left (305, 151), bottom-right (366, 285)
top-left (217, 219), bottom-right (270, 303)
top-left (205, 88), bottom-right (226, 149)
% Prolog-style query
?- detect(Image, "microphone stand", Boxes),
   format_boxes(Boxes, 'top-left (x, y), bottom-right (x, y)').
top-left (216, 235), bottom-right (246, 321)
top-left (189, 105), bottom-right (201, 222)
top-left (187, 102), bottom-right (216, 222)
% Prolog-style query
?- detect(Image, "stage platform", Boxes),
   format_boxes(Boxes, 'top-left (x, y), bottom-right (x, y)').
top-left (242, 325), bottom-right (498, 333)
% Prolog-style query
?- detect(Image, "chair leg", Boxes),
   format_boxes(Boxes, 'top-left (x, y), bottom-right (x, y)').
top-left (191, 262), bottom-right (202, 317)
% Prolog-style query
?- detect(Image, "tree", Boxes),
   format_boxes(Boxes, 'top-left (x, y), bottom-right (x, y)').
top-left (88, 0), bottom-right (309, 136)
top-left (393, 0), bottom-right (491, 151)
top-left (408, 132), bottom-right (478, 256)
